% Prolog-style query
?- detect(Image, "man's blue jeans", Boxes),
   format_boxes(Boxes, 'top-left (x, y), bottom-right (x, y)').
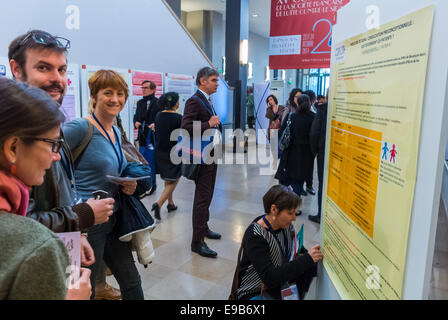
top-left (87, 214), bottom-right (144, 300)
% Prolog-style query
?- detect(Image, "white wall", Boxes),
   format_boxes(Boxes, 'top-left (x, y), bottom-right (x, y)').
top-left (248, 31), bottom-right (269, 86)
top-left (0, 0), bottom-right (211, 79)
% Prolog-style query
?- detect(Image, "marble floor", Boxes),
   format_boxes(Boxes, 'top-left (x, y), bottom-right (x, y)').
top-left (106, 150), bottom-right (448, 300)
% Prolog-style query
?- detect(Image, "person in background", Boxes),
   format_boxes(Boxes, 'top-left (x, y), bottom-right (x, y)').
top-left (133, 80), bottom-right (160, 195)
top-left (8, 30), bottom-right (115, 298)
top-left (281, 88), bottom-right (302, 126)
top-left (246, 86), bottom-right (255, 129)
top-left (236, 185), bottom-right (322, 300)
top-left (309, 90), bottom-right (329, 224)
top-left (0, 78), bottom-right (91, 300)
top-left (181, 66), bottom-right (222, 258)
top-left (303, 90), bottom-right (317, 196)
top-left (276, 94), bottom-right (315, 201)
top-left (265, 94), bottom-right (285, 170)
top-left (63, 70), bottom-right (144, 300)
top-left (151, 92), bottom-right (182, 221)
top-left (316, 95), bottom-right (325, 106)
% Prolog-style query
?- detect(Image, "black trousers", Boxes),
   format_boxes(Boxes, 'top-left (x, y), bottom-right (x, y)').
top-left (317, 152), bottom-right (325, 217)
top-left (306, 155), bottom-right (315, 188)
top-left (192, 163), bottom-right (218, 242)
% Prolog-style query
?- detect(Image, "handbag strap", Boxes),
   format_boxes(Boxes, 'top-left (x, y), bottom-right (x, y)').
top-left (230, 223), bottom-right (269, 299)
top-left (72, 118), bottom-right (93, 163)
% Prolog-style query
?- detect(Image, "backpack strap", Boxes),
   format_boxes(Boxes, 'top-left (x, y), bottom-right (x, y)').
top-left (71, 118), bottom-right (93, 163)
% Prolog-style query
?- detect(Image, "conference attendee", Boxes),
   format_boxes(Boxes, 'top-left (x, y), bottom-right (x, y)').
top-left (8, 30), bottom-right (115, 296)
top-left (265, 94), bottom-right (285, 141)
top-left (236, 185), bottom-right (322, 300)
top-left (181, 66), bottom-right (222, 258)
top-left (316, 95), bottom-right (326, 106)
top-left (280, 88), bottom-right (302, 126)
top-left (133, 80), bottom-right (160, 195)
top-left (276, 94), bottom-right (315, 200)
top-left (151, 92), bottom-right (182, 221)
top-left (63, 70), bottom-right (144, 300)
top-left (303, 90), bottom-right (317, 196)
top-left (0, 77), bottom-right (91, 300)
top-left (265, 95), bottom-right (285, 170)
top-left (309, 93), bottom-right (329, 224)
top-left (246, 86), bottom-right (255, 129)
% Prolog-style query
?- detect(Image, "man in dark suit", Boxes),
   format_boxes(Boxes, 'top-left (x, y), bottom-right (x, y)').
top-left (309, 100), bottom-right (328, 224)
top-left (181, 67), bottom-right (222, 258)
top-left (133, 80), bottom-right (160, 194)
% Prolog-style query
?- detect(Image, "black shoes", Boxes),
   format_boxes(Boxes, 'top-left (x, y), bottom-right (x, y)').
top-left (167, 203), bottom-right (178, 212)
top-left (306, 187), bottom-right (316, 196)
top-left (191, 241), bottom-right (217, 258)
top-left (296, 210), bottom-right (302, 216)
top-left (151, 202), bottom-right (161, 220)
top-left (205, 229), bottom-right (222, 240)
top-left (308, 214), bottom-right (321, 224)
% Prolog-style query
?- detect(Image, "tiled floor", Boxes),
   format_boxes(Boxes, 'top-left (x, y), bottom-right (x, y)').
top-left (106, 149), bottom-right (448, 300)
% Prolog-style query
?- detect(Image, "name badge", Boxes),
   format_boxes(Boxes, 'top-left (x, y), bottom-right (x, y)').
top-left (281, 284), bottom-right (299, 300)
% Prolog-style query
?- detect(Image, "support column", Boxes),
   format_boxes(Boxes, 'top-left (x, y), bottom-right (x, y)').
top-left (225, 0), bottom-right (249, 131)
top-left (165, 0), bottom-right (181, 18)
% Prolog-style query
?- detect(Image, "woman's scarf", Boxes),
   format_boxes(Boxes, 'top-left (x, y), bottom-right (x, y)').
top-left (0, 170), bottom-right (30, 216)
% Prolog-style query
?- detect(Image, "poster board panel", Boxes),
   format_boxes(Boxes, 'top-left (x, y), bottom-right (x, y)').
top-left (322, 6), bottom-right (434, 299)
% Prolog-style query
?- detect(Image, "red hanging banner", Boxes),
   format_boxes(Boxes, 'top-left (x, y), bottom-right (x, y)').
top-left (269, 0), bottom-right (350, 70)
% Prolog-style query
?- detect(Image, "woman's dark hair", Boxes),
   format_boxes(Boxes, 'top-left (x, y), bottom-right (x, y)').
top-left (296, 94), bottom-right (311, 113)
top-left (0, 77), bottom-right (65, 148)
top-left (287, 88), bottom-right (302, 107)
top-left (158, 92), bottom-right (180, 110)
top-left (266, 94), bottom-right (278, 105)
top-left (263, 185), bottom-right (301, 214)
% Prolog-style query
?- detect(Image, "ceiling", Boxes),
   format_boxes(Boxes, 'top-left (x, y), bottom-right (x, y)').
top-left (181, 0), bottom-right (271, 38)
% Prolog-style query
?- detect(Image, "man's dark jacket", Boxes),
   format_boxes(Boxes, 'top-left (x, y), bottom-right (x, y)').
top-left (310, 102), bottom-right (328, 156)
top-left (133, 94), bottom-right (160, 144)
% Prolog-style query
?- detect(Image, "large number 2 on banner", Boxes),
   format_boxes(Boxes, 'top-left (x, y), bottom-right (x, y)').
top-left (311, 19), bottom-right (333, 54)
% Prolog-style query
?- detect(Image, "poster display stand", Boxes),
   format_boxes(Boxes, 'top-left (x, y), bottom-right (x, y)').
top-left (164, 73), bottom-right (196, 115)
top-left (317, 0), bottom-right (448, 300)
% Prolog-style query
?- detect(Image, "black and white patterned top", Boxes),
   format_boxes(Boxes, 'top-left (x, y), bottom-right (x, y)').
top-left (237, 215), bottom-right (315, 300)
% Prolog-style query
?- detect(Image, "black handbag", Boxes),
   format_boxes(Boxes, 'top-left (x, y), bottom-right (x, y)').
top-left (181, 163), bottom-right (199, 181)
top-left (279, 112), bottom-right (293, 152)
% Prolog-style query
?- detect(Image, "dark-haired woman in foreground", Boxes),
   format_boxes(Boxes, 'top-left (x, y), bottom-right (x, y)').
top-left (236, 185), bottom-right (323, 300)
top-left (0, 78), bottom-right (91, 299)
top-left (151, 92), bottom-right (183, 221)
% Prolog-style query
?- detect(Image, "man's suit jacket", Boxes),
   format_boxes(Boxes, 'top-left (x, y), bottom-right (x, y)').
top-left (181, 90), bottom-right (222, 134)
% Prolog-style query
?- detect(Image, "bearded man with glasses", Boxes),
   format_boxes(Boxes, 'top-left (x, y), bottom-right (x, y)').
top-left (8, 30), bottom-right (116, 281)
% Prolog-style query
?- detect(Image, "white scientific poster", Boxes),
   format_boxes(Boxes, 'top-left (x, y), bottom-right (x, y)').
top-left (164, 73), bottom-right (196, 115)
top-left (60, 64), bottom-right (81, 123)
top-left (0, 57), bottom-right (12, 78)
top-left (80, 65), bottom-right (132, 140)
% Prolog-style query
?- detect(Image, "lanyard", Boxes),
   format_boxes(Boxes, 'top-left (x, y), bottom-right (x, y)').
top-left (194, 96), bottom-right (216, 117)
top-left (92, 113), bottom-right (123, 173)
top-left (262, 215), bottom-right (290, 263)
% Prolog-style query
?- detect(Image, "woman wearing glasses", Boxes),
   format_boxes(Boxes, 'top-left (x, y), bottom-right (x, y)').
top-left (235, 185), bottom-right (322, 300)
top-left (63, 70), bottom-right (144, 300)
top-left (0, 78), bottom-right (91, 299)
